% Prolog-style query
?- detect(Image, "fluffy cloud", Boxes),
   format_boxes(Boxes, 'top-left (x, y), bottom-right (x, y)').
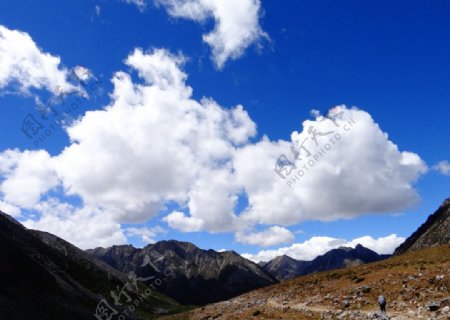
top-left (164, 211), bottom-right (204, 232)
top-left (433, 160), bottom-right (450, 176)
top-left (234, 107), bottom-right (427, 227)
top-left (242, 234), bottom-right (406, 263)
top-left (235, 226), bottom-right (295, 247)
top-left (164, 167), bottom-right (241, 232)
top-left (155, 0), bottom-right (268, 68)
top-left (0, 25), bottom-right (78, 95)
top-left (125, 226), bottom-right (165, 244)
top-left (0, 47), bottom-right (427, 249)
top-left (73, 66), bottom-right (92, 82)
top-left (1, 47), bottom-right (249, 247)
top-left (0, 200), bottom-right (21, 217)
top-left (23, 199), bottom-right (126, 250)
top-left (0, 149), bottom-right (58, 208)
top-left (51, 48), bottom-right (255, 227)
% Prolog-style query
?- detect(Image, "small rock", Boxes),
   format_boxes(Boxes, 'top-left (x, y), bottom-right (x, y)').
top-left (361, 286), bottom-right (371, 294)
top-left (429, 301), bottom-right (440, 312)
top-left (252, 310), bottom-right (261, 316)
top-left (343, 299), bottom-right (350, 308)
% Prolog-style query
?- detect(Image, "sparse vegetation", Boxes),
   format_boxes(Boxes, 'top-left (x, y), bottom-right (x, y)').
top-left (159, 244), bottom-right (450, 319)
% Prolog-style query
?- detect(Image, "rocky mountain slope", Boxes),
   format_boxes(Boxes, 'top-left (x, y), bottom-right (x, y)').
top-left (394, 198), bottom-right (450, 255)
top-left (262, 255), bottom-right (311, 280)
top-left (262, 244), bottom-right (389, 281)
top-left (0, 211), bottom-right (183, 320)
top-left (161, 244), bottom-right (450, 320)
top-left (87, 240), bottom-right (278, 305)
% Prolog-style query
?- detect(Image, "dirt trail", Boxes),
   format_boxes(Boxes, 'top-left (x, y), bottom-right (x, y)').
top-left (267, 298), bottom-right (413, 319)
top-left (267, 299), bottom-right (330, 313)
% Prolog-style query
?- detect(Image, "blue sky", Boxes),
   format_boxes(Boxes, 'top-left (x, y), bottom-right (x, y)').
top-left (0, 0), bottom-right (449, 261)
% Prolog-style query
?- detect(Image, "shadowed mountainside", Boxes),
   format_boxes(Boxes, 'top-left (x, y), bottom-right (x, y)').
top-left (0, 211), bottom-right (183, 320)
top-left (262, 254), bottom-right (312, 280)
top-left (394, 198), bottom-right (450, 255)
top-left (87, 240), bottom-right (278, 305)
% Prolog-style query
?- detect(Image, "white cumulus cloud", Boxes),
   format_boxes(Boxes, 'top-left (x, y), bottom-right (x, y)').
top-left (233, 107), bottom-right (427, 228)
top-left (0, 149), bottom-right (58, 208)
top-left (125, 226), bottom-right (165, 244)
top-left (155, 0), bottom-right (268, 68)
top-left (73, 65), bottom-right (92, 82)
top-left (0, 25), bottom-right (78, 95)
top-left (51, 48), bottom-right (256, 227)
top-left (0, 47), bottom-right (427, 249)
top-left (235, 226), bottom-right (295, 247)
top-left (23, 199), bottom-right (127, 250)
top-left (0, 200), bottom-right (21, 218)
top-left (433, 160), bottom-right (450, 176)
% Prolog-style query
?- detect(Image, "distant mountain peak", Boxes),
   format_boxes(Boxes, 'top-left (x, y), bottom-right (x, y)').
top-left (273, 254), bottom-right (298, 262)
top-left (263, 244), bottom-right (387, 281)
top-left (148, 239), bottom-right (200, 252)
top-left (262, 254), bottom-right (309, 281)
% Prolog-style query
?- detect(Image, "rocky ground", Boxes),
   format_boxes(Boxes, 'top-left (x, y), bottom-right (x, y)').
top-left (160, 244), bottom-right (450, 319)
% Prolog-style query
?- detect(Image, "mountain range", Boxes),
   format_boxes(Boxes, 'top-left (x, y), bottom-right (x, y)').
top-left (162, 197), bottom-right (450, 319)
top-left (166, 244), bottom-right (450, 320)
top-left (87, 240), bottom-right (277, 305)
top-left (1, 197), bottom-right (449, 319)
top-left (86, 239), bottom-right (390, 304)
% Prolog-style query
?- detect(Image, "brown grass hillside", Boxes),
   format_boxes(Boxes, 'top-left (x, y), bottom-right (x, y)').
top-left (160, 244), bottom-right (450, 319)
